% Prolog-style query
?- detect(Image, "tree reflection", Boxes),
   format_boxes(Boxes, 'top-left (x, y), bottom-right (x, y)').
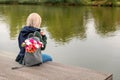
top-left (92, 7), bottom-right (120, 37)
top-left (1, 5), bottom-right (120, 43)
top-left (0, 5), bottom-right (86, 44)
top-left (44, 7), bottom-right (86, 43)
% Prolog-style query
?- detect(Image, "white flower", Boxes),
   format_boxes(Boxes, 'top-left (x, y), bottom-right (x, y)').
top-left (35, 44), bottom-right (40, 48)
top-left (25, 39), bottom-right (31, 45)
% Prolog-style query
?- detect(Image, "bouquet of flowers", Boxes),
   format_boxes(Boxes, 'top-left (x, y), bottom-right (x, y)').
top-left (22, 38), bottom-right (43, 53)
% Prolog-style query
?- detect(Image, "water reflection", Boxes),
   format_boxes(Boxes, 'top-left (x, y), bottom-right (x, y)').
top-left (92, 7), bottom-right (120, 36)
top-left (1, 5), bottom-right (120, 42)
top-left (45, 7), bottom-right (86, 43)
top-left (0, 5), bottom-right (120, 80)
top-left (0, 5), bottom-right (87, 42)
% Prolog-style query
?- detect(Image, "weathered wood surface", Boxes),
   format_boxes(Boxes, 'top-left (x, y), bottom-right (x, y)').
top-left (0, 51), bottom-right (112, 80)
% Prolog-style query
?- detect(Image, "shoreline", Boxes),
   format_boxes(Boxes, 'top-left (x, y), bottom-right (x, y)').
top-left (0, 1), bottom-right (120, 7)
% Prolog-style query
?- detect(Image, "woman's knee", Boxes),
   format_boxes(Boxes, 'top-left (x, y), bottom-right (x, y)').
top-left (42, 53), bottom-right (52, 63)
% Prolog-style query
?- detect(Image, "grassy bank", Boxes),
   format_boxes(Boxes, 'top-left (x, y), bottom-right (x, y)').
top-left (0, 0), bottom-right (120, 7)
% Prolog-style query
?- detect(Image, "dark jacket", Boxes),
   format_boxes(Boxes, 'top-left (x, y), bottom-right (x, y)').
top-left (15, 26), bottom-right (47, 64)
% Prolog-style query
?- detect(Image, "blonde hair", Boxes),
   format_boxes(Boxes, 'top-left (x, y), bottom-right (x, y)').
top-left (26, 13), bottom-right (42, 28)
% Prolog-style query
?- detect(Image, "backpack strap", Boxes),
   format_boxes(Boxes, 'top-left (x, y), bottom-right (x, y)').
top-left (11, 65), bottom-right (25, 70)
top-left (34, 31), bottom-right (43, 42)
top-left (28, 33), bottom-right (34, 38)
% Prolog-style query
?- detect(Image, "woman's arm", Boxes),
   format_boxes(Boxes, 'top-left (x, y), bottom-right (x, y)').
top-left (41, 35), bottom-right (47, 50)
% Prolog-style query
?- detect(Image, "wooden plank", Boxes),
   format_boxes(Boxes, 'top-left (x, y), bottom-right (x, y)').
top-left (0, 51), bottom-right (112, 80)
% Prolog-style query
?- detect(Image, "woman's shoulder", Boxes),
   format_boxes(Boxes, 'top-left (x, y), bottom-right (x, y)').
top-left (21, 26), bottom-right (40, 32)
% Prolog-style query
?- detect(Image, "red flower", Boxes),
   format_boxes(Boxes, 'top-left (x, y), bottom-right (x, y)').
top-left (22, 38), bottom-right (43, 53)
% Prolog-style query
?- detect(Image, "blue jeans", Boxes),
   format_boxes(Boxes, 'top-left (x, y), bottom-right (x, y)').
top-left (42, 53), bottom-right (52, 63)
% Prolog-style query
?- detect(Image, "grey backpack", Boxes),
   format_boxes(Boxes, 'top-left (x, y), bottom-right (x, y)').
top-left (12, 31), bottom-right (42, 69)
top-left (23, 32), bottom-right (43, 66)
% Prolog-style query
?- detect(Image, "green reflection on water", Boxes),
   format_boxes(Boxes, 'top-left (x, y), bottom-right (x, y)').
top-left (0, 5), bottom-right (120, 42)
top-left (0, 5), bottom-right (87, 43)
top-left (92, 7), bottom-right (120, 36)
top-left (45, 7), bottom-right (86, 43)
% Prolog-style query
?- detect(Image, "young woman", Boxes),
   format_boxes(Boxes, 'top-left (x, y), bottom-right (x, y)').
top-left (15, 13), bottom-right (52, 64)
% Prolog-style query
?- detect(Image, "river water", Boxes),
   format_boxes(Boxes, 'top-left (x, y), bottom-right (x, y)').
top-left (0, 5), bottom-right (120, 80)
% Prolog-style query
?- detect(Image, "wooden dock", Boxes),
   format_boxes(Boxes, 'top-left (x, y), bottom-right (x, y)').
top-left (0, 51), bottom-right (112, 80)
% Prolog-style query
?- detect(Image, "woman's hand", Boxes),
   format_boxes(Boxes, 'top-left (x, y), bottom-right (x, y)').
top-left (40, 31), bottom-right (45, 36)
